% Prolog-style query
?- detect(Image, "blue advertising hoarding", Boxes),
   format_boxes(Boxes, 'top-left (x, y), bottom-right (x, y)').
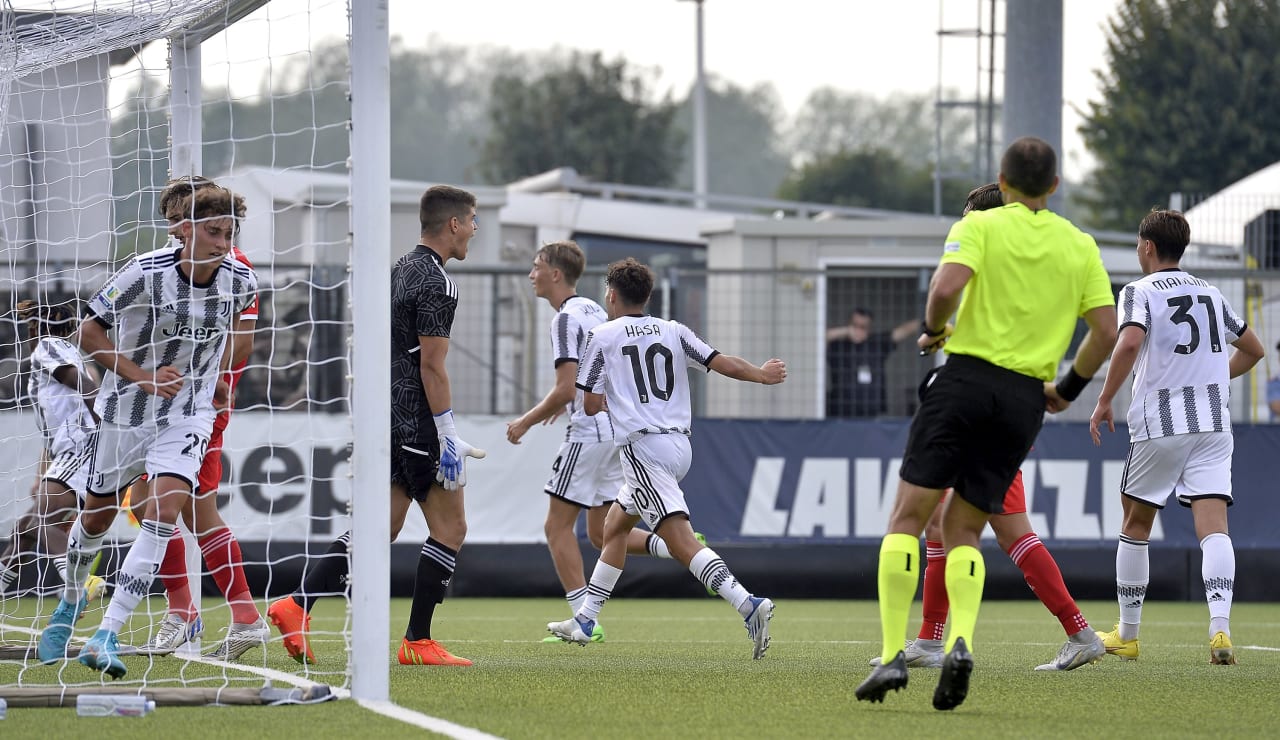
top-left (683, 420), bottom-right (1280, 549)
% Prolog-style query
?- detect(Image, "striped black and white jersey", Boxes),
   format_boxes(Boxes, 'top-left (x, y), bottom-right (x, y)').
top-left (86, 246), bottom-right (257, 428)
top-left (390, 245), bottom-right (457, 443)
top-left (1118, 268), bottom-right (1245, 441)
top-left (28, 336), bottom-right (95, 454)
top-left (552, 295), bottom-right (613, 443)
top-left (576, 314), bottom-right (719, 447)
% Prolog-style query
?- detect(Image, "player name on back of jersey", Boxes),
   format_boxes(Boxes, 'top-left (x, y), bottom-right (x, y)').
top-left (624, 322), bottom-right (661, 337)
top-left (1150, 273), bottom-right (1208, 291)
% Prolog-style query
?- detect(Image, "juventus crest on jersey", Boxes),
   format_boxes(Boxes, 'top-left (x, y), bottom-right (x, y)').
top-left (28, 335), bottom-right (96, 453)
top-left (1119, 269), bottom-right (1245, 441)
top-left (552, 296), bottom-right (613, 443)
top-left (576, 314), bottom-right (720, 446)
top-left (86, 246), bottom-right (257, 429)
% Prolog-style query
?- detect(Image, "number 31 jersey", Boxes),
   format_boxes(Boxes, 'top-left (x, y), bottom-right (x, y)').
top-left (576, 314), bottom-right (719, 447)
top-left (1119, 269), bottom-right (1245, 441)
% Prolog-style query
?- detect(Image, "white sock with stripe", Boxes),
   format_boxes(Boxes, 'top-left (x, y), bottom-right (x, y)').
top-left (1200, 532), bottom-right (1234, 638)
top-left (689, 547), bottom-right (751, 615)
top-left (101, 519), bottom-right (177, 634)
top-left (1116, 534), bottom-right (1149, 641)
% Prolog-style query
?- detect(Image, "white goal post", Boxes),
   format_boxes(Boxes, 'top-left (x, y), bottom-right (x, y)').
top-left (0, 0), bottom-right (391, 705)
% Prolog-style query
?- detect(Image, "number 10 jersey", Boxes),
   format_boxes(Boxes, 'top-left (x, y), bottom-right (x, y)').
top-left (576, 314), bottom-right (719, 447)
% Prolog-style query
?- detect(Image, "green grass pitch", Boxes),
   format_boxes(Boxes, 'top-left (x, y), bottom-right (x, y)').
top-left (1, 596), bottom-right (1276, 738)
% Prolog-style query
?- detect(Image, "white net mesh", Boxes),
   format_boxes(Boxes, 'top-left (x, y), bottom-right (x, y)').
top-left (0, 0), bottom-right (355, 699)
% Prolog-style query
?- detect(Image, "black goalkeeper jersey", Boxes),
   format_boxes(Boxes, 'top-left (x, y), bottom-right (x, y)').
top-left (390, 245), bottom-right (457, 442)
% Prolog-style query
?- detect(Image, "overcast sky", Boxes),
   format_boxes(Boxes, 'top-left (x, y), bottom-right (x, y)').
top-left (387, 0), bottom-right (1123, 179)
top-left (144, 0), bottom-right (1125, 181)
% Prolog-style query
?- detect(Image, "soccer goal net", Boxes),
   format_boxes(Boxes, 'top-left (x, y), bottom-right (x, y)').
top-left (0, 0), bottom-right (378, 707)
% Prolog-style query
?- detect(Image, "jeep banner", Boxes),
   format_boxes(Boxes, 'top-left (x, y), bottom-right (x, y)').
top-left (1, 414), bottom-right (1275, 549)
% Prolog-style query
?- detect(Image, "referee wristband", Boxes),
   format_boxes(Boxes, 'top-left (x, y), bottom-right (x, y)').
top-left (1054, 366), bottom-right (1091, 402)
top-left (921, 321), bottom-right (946, 338)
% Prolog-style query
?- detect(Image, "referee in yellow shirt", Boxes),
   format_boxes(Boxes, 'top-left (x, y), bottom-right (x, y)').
top-left (856, 136), bottom-right (1118, 710)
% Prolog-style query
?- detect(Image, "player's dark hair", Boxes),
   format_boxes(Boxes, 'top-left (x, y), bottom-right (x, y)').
top-left (159, 175), bottom-right (216, 220)
top-left (1139, 208), bottom-right (1190, 262)
top-left (1000, 136), bottom-right (1057, 198)
top-left (963, 182), bottom-right (1003, 214)
top-left (170, 185), bottom-right (242, 231)
top-left (606, 257), bottom-right (654, 308)
top-left (419, 185), bottom-right (477, 236)
top-left (537, 240), bottom-right (586, 285)
top-left (16, 299), bottom-right (76, 338)
top-left (161, 176), bottom-right (247, 225)
top-left (850, 307), bottom-right (873, 322)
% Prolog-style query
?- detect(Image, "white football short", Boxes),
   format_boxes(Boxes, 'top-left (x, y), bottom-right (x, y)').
top-left (1121, 431), bottom-right (1233, 508)
top-left (43, 430), bottom-right (97, 500)
top-left (86, 415), bottom-right (215, 496)
top-left (544, 440), bottom-right (624, 509)
top-left (614, 433), bottom-right (692, 530)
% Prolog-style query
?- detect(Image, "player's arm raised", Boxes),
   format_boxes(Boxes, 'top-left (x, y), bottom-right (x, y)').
top-left (708, 354), bottom-right (787, 385)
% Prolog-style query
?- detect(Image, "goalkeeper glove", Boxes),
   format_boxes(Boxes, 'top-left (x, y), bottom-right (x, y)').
top-left (433, 409), bottom-right (487, 491)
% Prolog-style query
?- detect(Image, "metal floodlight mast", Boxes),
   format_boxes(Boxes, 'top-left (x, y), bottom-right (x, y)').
top-left (680, 0), bottom-right (708, 209)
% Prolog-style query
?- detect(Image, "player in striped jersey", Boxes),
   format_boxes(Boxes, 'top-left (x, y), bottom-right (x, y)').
top-left (507, 241), bottom-right (690, 643)
top-left (546, 258), bottom-right (785, 659)
top-left (1089, 209), bottom-right (1264, 665)
top-left (36, 185), bottom-right (257, 678)
top-left (0, 301), bottom-right (104, 601)
top-left (132, 175), bottom-right (268, 661)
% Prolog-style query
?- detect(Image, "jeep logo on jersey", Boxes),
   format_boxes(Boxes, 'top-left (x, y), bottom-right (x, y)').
top-left (161, 324), bottom-right (223, 341)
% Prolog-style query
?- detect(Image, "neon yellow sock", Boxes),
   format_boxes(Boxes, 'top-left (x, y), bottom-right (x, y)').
top-left (944, 545), bottom-right (986, 652)
top-left (877, 533), bottom-right (921, 662)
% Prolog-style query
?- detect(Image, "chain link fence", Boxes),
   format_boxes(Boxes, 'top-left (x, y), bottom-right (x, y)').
top-left (3, 260), bottom-right (1275, 424)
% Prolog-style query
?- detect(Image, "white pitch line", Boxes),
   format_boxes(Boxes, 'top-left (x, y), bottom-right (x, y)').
top-left (179, 652), bottom-right (350, 698)
top-left (357, 699), bottom-right (505, 740)
top-left (186, 655), bottom-right (502, 738)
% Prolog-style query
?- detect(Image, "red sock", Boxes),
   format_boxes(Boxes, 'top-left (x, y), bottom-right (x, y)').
top-left (200, 527), bottom-right (260, 625)
top-left (917, 540), bottom-right (948, 641)
top-left (159, 530), bottom-right (197, 620)
top-left (1007, 532), bottom-right (1088, 635)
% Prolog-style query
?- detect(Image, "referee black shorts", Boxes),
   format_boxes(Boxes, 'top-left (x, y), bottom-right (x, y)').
top-left (391, 437), bottom-right (441, 502)
top-left (899, 354), bottom-right (1045, 514)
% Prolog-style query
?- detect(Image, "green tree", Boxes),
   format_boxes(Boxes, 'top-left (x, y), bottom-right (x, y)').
top-left (790, 88), bottom-right (979, 175)
top-left (776, 147), bottom-right (970, 215)
top-left (783, 88), bottom-right (981, 213)
top-left (1079, 0), bottom-right (1280, 229)
top-left (672, 77), bottom-right (789, 198)
top-left (201, 36), bottom-right (504, 185)
top-left (481, 51), bottom-right (684, 186)
top-left (109, 74), bottom-right (171, 260)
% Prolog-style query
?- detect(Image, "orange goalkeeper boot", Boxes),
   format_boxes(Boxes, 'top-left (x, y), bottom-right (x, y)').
top-left (267, 597), bottom-right (316, 665)
top-left (398, 638), bottom-right (472, 666)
